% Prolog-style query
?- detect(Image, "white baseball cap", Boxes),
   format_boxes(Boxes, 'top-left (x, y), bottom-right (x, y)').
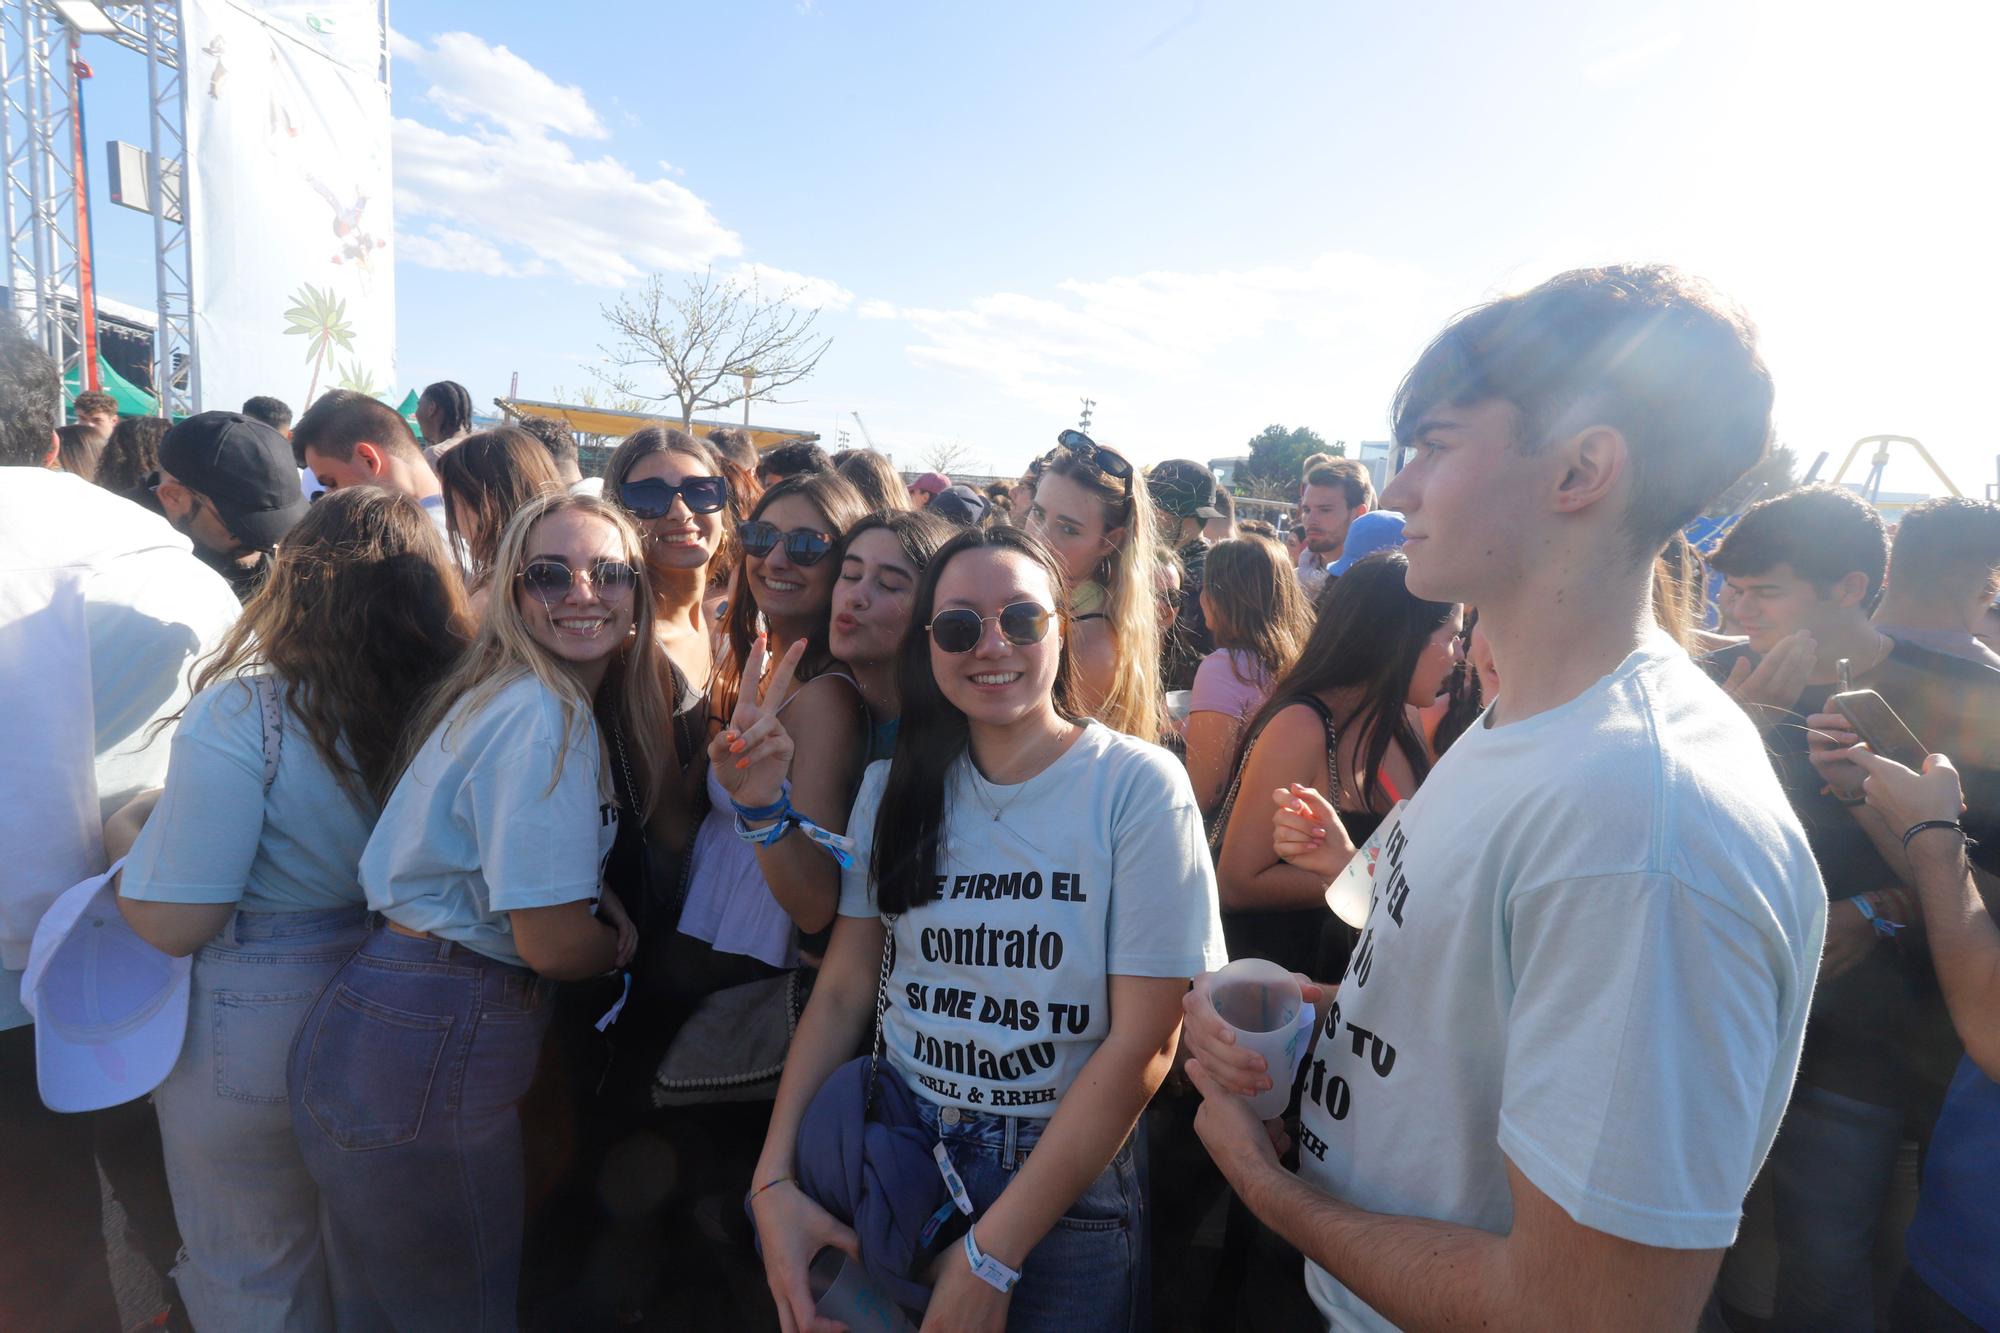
top-left (20, 863), bottom-right (190, 1113)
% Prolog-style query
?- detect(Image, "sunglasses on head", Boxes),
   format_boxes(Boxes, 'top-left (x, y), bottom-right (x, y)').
top-left (517, 558), bottom-right (639, 604)
top-left (737, 519), bottom-right (835, 567)
top-left (1053, 429), bottom-right (1134, 495)
top-left (619, 475), bottom-right (728, 518)
top-left (927, 601), bottom-right (1053, 654)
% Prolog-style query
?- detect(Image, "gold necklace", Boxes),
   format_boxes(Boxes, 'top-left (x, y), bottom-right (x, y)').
top-left (967, 724), bottom-right (1070, 824)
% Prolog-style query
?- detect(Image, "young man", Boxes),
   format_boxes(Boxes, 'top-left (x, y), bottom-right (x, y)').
top-left (1182, 265), bottom-right (1826, 1332)
top-left (240, 394), bottom-right (293, 439)
top-left (1, 321), bottom-right (239, 1332)
top-left (1873, 495), bottom-right (2000, 669)
top-left (414, 379), bottom-right (474, 466)
top-left (1295, 459), bottom-right (1374, 597)
top-left (138, 411), bottom-right (309, 602)
top-left (1148, 457), bottom-right (1225, 691)
top-left (513, 413), bottom-right (597, 494)
top-left (71, 388), bottom-right (118, 442)
top-left (1706, 484), bottom-right (2000, 1329)
top-left (293, 389), bottom-right (450, 539)
top-left (757, 439), bottom-right (831, 490)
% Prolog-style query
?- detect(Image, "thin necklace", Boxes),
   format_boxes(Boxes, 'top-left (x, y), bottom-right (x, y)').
top-left (968, 723), bottom-right (1070, 825)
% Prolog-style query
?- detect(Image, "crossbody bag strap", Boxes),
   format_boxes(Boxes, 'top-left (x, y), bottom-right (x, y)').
top-left (863, 913), bottom-right (898, 1117)
top-left (253, 674), bottom-right (282, 797)
top-left (1209, 694), bottom-right (1339, 854)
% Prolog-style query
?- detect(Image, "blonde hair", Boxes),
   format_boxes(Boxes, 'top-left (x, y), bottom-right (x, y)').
top-left (398, 491), bottom-right (674, 816)
top-left (1042, 447), bottom-right (1167, 739)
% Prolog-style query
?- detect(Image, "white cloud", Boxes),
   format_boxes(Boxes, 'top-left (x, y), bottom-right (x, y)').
top-left (1582, 13), bottom-right (1681, 89)
top-left (397, 225), bottom-right (517, 277)
top-left (857, 298), bottom-right (899, 320)
top-left (728, 262), bottom-right (855, 311)
top-left (398, 30), bottom-right (605, 142)
top-left (390, 32), bottom-right (743, 286)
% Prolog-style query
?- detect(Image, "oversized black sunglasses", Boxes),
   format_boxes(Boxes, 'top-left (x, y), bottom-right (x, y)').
top-left (1052, 429), bottom-right (1134, 495)
top-left (517, 558), bottom-right (639, 604)
top-left (927, 601), bottom-right (1053, 654)
top-left (737, 520), bottom-right (835, 567)
top-left (620, 475), bottom-right (728, 518)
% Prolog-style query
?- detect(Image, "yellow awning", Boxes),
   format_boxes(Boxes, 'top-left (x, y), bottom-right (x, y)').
top-left (497, 398), bottom-right (819, 454)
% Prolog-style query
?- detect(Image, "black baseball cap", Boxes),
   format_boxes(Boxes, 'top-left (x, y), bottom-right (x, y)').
top-left (159, 411), bottom-right (309, 551)
top-left (929, 483), bottom-right (992, 527)
top-left (1148, 458), bottom-right (1223, 520)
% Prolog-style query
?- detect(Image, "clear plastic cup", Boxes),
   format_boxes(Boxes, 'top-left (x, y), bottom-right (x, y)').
top-left (810, 1247), bottom-right (916, 1333)
top-left (1208, 957), bottom-right (1317, 1118)
top-left (1324, 800), bottom-right (1404, 927)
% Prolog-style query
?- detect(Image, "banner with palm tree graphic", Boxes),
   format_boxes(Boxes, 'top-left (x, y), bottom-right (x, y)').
top-left (184, 0), bottom-right (394, 414)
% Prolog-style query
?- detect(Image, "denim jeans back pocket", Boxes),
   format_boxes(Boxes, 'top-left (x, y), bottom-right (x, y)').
top-left (213, 987), bottom-right (322, 1104)
top-left (301, 985), bottom-right (454, 1151)
top-left (1052, 1139), bottom-right (1135, 1233)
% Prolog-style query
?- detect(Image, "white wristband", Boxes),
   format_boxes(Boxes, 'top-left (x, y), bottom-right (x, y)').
top-left (962, 1225), bottom-right (1020, 1294)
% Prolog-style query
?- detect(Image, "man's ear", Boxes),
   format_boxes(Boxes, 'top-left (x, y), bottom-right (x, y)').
top-left (356, 442), bottom-right (386, 476)
top-left (40, 431), bottom-right (57, 468)
top-left (1549, 425), bottom-right (1627, 516)
top-left (1832, 570), bottom-right (1873, 611)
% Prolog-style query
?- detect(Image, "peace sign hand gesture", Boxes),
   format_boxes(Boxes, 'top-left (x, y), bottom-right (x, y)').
top-left (709, 635), bottom-right (808, 811)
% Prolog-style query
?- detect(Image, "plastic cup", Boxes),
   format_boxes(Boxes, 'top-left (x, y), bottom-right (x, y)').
top-left (810, 1247), bottom-right (916, 1333)
top-left (1207, 957), bottom-right (1316, 1118)
top-left (1324, 799), bottom-right (1404, 928)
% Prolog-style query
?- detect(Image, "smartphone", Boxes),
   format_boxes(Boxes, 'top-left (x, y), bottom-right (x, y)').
top-left (1829, 688), bottom-right (1928, 769)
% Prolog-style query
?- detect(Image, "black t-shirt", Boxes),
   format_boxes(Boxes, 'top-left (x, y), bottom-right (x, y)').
top-left (1702, 639), bottom-right (2000, 1111)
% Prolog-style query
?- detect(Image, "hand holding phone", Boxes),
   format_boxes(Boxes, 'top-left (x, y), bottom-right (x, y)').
top-left (1829, 689), bottom-right (1927, 769)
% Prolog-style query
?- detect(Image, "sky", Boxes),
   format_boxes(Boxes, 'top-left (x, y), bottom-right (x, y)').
top-left (72, 0), bottom-right (2000, 495)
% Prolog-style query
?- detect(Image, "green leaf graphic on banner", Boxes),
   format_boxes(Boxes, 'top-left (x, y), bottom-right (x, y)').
top-left (284, 284), bottom-right (355, 403)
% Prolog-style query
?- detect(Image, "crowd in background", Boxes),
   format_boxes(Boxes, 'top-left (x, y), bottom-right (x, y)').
top-left (3, 259), bottom-right (1998, 1333)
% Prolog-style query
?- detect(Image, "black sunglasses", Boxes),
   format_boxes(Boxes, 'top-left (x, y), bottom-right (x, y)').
top-left (737, 520), bottom-right (835, 567)
top-left (517, 558), bottom-right (639, 604)
top-left (927, 601), bottom-right (1053, 654)
top-left (1053, 429), bottom-right (1134, 495)
top-left (619, 475), bottom-right (728, 518)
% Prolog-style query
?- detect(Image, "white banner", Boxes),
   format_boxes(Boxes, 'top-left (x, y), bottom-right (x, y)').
top-left (182, 0), bottom-right (394, 413)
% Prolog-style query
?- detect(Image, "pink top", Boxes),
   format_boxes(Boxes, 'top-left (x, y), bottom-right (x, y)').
top-left (1190, 649), bottom-right (1274, 724)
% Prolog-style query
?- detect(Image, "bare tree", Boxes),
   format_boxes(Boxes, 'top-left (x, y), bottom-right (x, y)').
top-left (593, 268), bottom-right (834, 427)
top-left (920, 438), bottom-right (980, 477)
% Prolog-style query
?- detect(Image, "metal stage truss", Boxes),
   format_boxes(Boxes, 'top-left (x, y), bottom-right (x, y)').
top-left (1, 0), bottom-right (195, 416)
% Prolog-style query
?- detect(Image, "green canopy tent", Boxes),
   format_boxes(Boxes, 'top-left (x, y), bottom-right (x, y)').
top-left (393, 389), bottom-right (421, 433)
top-left (63, 356), bottom-right (158, 418)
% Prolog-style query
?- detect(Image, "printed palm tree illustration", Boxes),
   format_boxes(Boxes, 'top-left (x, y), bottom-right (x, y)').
top-left (284, 284), bottom-right (354, 404)
top-left (335, 359), bottom-right (385, 398)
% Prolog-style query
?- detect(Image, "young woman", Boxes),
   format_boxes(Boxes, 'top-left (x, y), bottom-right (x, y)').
top-left (828, 508), bottom-right (956, 760)
top-left (288, 492), bottom-right (667, 1330)
top-left (748, 525), bottom-right (1226, 1332)
top-left (114, 489), bottom-right (472, 1330)
top-left (606, 427), bottom-right (738, 705)
top-left (55, 422), bottom-right (102, 479)
top-left (1212, 550), bottom-right (1461, 977)
top-left (1024, 431), bottom-right (1167, 740)
top-left (832, 446), bottom-right (911, 514)
top-left (1185, 536), bottom-right (1312, 814)
top-left (685, 471), bottom-right (871, 957)
top-left (437, 425), bottom-right (564, 606)
top-left (93, 414), bottom-right (169, 495)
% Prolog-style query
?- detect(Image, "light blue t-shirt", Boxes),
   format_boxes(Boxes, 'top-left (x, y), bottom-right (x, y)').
top-left (360, 672), bottom-right (617, 967)
top-left (839, 721), bottom-right (1228, 1116)
top-left (121, 677), bottom-right (374, 915)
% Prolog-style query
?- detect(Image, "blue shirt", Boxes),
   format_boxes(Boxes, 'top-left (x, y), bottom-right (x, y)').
top-left (360, 673), bottom-right (616, 966)
top-left (121, 677), bottom-right (374, 914)
top-left (1906, 1055), bottom-right (2000, 1328)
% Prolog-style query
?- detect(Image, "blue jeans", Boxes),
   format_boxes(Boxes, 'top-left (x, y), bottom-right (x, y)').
top-left (289, 924), bottom-right (553, 1332)
top-left (154, 904), bottom-right (369, 1331)
top-left (915, 1092), bottom-right (1144, 1332)
top-left (1767, 1083), bottom-right (1904, 1333)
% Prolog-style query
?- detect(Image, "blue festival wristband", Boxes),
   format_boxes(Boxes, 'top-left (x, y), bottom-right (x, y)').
top-left (730, 780), bottom-right (792, 823)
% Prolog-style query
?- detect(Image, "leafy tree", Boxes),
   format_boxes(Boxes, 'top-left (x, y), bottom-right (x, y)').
top-left (1233, 423), bottom-right (1332, 498)
top-left (283, 285), bottom-right (353, 405)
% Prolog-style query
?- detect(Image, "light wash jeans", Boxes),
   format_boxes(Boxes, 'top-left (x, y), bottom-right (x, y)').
top-left (290, 924), bottom-right (554, 1332)
top-left (152, 904), bottom-right (369, 1331)
top-left (914, 1089), bottom-right (1145, 1332)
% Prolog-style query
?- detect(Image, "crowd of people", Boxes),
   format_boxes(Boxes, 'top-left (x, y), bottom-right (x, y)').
top-left (3, 260), bottom-right (1997, 1333)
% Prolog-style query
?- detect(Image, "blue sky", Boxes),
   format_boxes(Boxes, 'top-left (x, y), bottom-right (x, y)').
top-left (75, 0), bottom-right (2000, 494)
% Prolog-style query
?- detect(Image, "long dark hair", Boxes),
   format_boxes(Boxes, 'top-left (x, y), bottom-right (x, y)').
top-left (181, 488), bottom-right (474, 805)
top-left (871, 525), bottom-right (1081, 914)
top-left (605, 426), bottom-right (744, 609)
top-left (1233, 550), bottom-right (1453, 811)
top-left (715, 470), bottom-right (868, 715)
